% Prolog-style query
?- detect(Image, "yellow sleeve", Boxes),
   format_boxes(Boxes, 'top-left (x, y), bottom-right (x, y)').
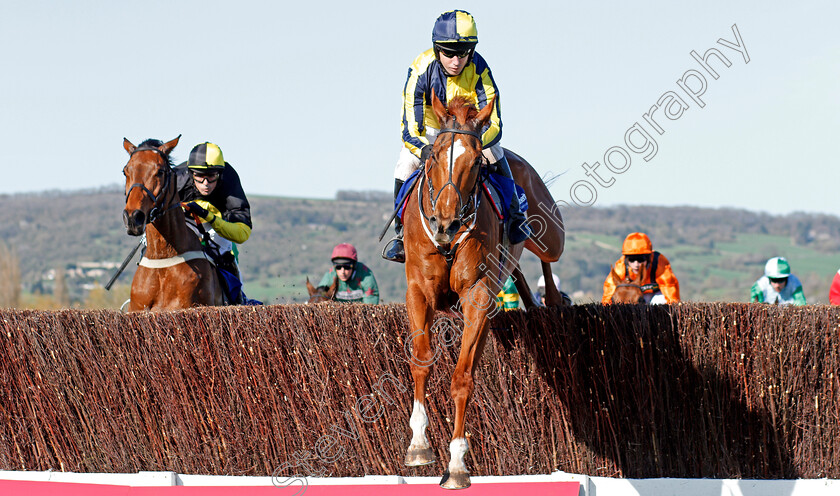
top-left (186, 199), bottom-right (251, 244)
top-left (476, 66), bottom-right (502, 148)
top-left (209, 215), bottom-right (251, 244)
top-left (400, 50), bottom-right (435, 158)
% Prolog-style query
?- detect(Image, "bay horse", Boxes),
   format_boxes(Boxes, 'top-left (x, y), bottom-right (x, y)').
top-left (305, 276), bottom-right (337, 303)
top-left (401, 94), bottom-right (565, 489)
top-left (610, 262), bottom-right (647, 304)
top-left (122, 136), bottom-right (222, 311)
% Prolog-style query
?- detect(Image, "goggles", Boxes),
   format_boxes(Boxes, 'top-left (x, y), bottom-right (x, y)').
top-left (192, 171), bottom-right (220, 184)
top-left (438, 47), bottom-right (471, 59)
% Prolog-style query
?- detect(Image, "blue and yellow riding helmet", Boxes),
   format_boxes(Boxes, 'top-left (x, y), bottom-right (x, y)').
top-left (432, 10), bottom-right (478, 62)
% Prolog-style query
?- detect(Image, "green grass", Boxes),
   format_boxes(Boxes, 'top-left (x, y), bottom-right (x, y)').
top-left (244, 275), bottom-right (313, 305)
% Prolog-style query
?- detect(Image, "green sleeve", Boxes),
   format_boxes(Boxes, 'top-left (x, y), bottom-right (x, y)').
top-left (792, 285), bottom-right (807, 306)
top-left (750, 281), bottom-right (763, 303)
top-left (361, 270), bottom-right (379, 304)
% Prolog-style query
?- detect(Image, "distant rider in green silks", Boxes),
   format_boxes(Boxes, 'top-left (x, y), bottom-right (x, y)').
top-left (750, 257), bottom-right (806, 306)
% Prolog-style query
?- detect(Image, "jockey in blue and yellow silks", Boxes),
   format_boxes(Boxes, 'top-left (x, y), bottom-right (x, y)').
top-left (399, 50), bottom-right (501, 160)
top-left (382, 9), bottom-right (531, 263)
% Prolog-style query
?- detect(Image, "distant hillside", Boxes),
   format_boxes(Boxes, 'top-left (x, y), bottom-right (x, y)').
top-left (1, 187), bottom-right (839, 307)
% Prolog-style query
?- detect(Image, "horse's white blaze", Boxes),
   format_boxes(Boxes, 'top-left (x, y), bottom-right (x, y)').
top-left (448, 437), bottom-right (470, 474)
top-left (441, 140), bottom-right (468, 213)
top-left (408, 400), bottom-right (430, 449)
top-left (442, 139), bottom-right (467, 170)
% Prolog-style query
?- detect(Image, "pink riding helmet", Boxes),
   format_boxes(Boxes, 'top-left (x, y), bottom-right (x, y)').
top-left (331, 243), bottom-right (358, 262)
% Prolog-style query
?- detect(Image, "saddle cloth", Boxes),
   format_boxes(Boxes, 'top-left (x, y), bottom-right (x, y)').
top-left (394, 169), bottom-right (527, 222)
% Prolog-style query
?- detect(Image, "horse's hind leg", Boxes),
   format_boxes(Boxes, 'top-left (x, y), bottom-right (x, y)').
top-left (405, 289), bottom-right (437, 467)
top-left (506, 151), bottom-right (565, 262)
top-left (540, 261), bottom-right (567, 306)
top-left (511, 264), bottom-right (538, 310)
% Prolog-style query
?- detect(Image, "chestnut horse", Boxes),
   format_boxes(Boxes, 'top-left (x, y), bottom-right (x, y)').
top-left (122, 136), bottom-right (222, 311)
top-left (305, 276), bottom-right (337, 303)
top-left (401, 94), bottom-right (565, 489)
top-left (610, 263), bottom-right (647, 304)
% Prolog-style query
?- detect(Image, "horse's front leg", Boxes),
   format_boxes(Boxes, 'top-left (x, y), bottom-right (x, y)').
top-left (441, 282), bottom-right (493, 489)
top-left (404, 283), bottom-right (437, 466)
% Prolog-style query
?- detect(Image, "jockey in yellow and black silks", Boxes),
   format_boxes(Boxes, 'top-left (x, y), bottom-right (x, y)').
top-left (382, 9), bottom-right (531, 263)
top-left (175, 142), bottom-right (253, 304)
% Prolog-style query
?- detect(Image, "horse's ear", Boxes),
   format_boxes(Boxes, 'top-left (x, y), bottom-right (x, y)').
top-left (305, 277), bottom-right (316, 296)
top-left (160, 134), bottom-right (181, 156)
top-left (474, 95), bottom-right (496, 130)
top-left (431, 90), bottom-right (449, 125)
top-left (123, 138), bottom-right (136, 155)
top-left (327, 276), bottom-right (338, 298)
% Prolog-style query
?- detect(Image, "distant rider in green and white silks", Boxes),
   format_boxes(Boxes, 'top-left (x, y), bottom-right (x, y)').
top-left (750, 256), bottom-right (806, 306)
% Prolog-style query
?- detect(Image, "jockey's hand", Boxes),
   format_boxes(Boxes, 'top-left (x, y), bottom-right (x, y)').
top-left (182, 201), bottom-right (210, 220)
top-left (420, 144), bottom-right (433, 165)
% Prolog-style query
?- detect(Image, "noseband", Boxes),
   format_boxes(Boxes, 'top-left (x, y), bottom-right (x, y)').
top-left (125, 146), bottom-right (177, 224)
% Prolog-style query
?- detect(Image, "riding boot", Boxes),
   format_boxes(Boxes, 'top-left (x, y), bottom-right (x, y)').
top-left (382, 179), bottom-right (406, 263)
top-left (495, 156), bottom-right (531, 244)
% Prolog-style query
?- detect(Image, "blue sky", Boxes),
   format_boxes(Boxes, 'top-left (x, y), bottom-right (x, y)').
top-left (2, 1), bottom-right (838, 216)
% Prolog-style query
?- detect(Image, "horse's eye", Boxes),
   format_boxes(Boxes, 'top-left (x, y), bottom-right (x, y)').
top-left (122, 167), bottom-right (127, 177)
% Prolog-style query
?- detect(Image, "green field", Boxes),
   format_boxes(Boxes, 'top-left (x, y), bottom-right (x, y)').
top-left (2, 191), bottom-right (839, 308)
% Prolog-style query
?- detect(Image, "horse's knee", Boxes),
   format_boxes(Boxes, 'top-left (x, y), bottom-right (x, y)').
top-left (407, 335), bottom-right (439, 369)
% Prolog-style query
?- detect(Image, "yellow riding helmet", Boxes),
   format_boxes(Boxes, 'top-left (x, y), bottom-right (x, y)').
top-left (188, 142), bottom-right (225, 171)
top-left (432, 10), bottom-right (478, 46)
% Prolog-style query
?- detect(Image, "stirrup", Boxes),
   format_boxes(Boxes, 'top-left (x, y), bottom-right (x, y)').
top-left (382, 237), bottom-right (405, 263)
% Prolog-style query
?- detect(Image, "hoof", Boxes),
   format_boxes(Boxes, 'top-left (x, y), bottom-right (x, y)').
top-left (405, 447), bottom-right (436, 466)
top-left (440, 471), bottom-right (471, 489)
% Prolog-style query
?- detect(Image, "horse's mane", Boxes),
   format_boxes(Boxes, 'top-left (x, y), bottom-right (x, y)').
top-left (445, 97), bottom-right (479, 125)
top-left (136, 138), bottom-right (173, 167)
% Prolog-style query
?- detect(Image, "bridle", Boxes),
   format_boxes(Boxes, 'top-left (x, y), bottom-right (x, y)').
top-left (418, 126), bottom-right (485, 264)
top-left (615, 282), bottom-right (644, 291)
top-left (613, 281), bottom-right (645, 304)
top-left (124, 146), bottom-right (179, 224)
top-left (422, 127), bottom-right (483, 224)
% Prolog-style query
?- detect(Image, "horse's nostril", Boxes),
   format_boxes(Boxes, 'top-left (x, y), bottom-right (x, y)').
top-left (130, 210), bottom-right (146, 227)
